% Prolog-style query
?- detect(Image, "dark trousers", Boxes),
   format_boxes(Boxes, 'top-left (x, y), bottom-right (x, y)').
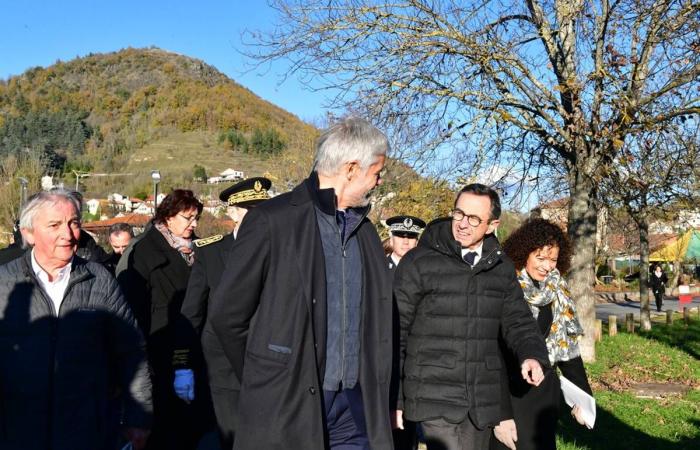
top-left (654, 289), bottom-right (664, 311)
top-left (421, 417), bottom-right (490, 450)
top-left (210, 387), bottom-right (239, 450)
top-left (393, 421), bottom-right (418, 450)
top-left (324, 385), bottom-right (369, 450)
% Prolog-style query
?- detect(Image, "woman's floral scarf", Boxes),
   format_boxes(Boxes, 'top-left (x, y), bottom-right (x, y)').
top-left (155, 221), bottom-right (195, 266)
top-left (518, 268), bottom-right (583, 364)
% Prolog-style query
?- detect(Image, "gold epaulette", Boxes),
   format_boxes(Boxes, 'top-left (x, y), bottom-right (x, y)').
top-left (194, 234), bottom-right (224, 248)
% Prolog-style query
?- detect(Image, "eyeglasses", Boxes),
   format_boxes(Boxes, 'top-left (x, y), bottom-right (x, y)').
top-left (177, 213), bottom-right (201, 223)
top-left (450, 209), bottom-right (486, 227)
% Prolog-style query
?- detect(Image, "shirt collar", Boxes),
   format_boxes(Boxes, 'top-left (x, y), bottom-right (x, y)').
top-left (31, 249), bottom-right (73, 283)
top-left (461, 240), bottom-right (484, 258)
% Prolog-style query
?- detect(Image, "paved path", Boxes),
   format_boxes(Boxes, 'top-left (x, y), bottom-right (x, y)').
top-left (595, 295), bottom-right (700, 323)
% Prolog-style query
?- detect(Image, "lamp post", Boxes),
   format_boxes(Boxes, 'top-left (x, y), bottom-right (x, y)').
top-left (151, 170), bottom-right (161, 214)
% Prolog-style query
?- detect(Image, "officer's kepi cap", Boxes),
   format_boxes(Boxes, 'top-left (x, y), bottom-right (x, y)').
top-left (219, 177), bottom-right (272, 208)
top-left (386, 215), bottom-right (426, 238)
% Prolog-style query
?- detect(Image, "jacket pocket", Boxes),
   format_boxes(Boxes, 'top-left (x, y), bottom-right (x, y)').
top-left (417, 351), bottom-right (456, 369)
top-left (485, 355), bottom-right (502, 370)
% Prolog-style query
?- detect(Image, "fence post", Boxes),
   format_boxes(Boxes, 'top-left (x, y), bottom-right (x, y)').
top-left (595, 319), bottom-right (603, 342)
top-left (666, 310), bottom-right (674, 325)
top-left (609, 315), bottom-right (617, 336)
top-left (684, 307), bottom-right (690, 325)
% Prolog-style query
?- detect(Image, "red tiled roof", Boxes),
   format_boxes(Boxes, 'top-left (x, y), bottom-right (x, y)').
top-left (82, 214), bottom-right (151, 232)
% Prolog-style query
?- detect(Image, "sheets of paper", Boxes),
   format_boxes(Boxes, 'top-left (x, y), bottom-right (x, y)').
top-left (560, 374), bottom-right (596, 429)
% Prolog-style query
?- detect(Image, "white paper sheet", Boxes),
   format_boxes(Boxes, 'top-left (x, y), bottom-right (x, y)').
top-left (560, 374), bottom-right (596, 429)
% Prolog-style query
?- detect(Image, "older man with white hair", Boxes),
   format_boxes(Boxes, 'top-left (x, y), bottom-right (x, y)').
top-left (211, 117), bottom-right (393, 450)
top-left (0, 189), bottom-right (152, 450)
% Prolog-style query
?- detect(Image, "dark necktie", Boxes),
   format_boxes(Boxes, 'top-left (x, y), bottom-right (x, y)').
top-left (463, 251), bottom-right (478, 266)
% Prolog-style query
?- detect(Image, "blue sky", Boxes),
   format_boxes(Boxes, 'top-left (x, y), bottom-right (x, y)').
top-left (0, 0), bottom-right (330, 123)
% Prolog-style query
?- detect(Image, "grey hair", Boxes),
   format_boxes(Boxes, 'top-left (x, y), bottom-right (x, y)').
top-left (19, 189), bottom-right (81, 248)
top-left (313, 117), bottom-right (389, 176)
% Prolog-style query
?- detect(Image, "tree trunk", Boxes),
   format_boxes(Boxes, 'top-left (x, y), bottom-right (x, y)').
top-left (638, 219), bottom-right (652, 331)
top-left (567, 171), bottom-right (598, 362)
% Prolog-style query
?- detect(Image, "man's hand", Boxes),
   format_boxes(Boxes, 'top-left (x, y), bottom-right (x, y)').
top-left (493, 419), bottom-right (518, 450)
top-left (173, 369), bottom-right (195, 403)
top-left (391, 409), bottom-right (404, 430)
top-left (520, 359), bottom-right (544, 386)
top-left (124, 427), bottom-right (150, 450)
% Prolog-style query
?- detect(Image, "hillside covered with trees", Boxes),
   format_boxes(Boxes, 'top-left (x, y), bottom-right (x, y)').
top-left (0, 47), bottom-right (461, 236)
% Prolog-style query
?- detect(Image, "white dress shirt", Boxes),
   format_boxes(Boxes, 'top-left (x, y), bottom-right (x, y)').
top-left (461, 241), bottom-right (484, 266)
top-left (31, 250), bottom-right (72, 316)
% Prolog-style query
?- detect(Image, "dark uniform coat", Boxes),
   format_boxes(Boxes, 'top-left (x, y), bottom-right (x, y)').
top-left (118, 225), bottom-right (210, 450)
top-left (210, 175), bottom-right (394, 450)
top-left (177, 233), bottom-right (239, 449)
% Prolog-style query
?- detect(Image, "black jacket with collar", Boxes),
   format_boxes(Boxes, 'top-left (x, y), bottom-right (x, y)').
top-left (210, 173), bottom-right (394, 450)
top-left (394, 218), bottom-right (549, 428)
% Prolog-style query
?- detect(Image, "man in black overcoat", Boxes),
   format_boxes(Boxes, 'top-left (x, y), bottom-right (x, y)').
top-left (210, 117), bottom-right (394, 450)
top-left (172, 177), bottom-right (271, 450)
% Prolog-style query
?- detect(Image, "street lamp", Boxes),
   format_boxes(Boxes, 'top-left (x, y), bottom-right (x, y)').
top-left (151, 170), bottom-right (161, 214)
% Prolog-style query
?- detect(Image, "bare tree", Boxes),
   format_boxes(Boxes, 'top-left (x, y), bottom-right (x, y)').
top-left (245, 0), bottom-right (700, 360)
top-left (601, 122), bottom-right (700, 330)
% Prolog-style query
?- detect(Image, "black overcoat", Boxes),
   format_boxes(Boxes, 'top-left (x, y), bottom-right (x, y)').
top-left (210, 176), bottom-right (394, 450)
top-left (117, 225), bottom-right (210, 449)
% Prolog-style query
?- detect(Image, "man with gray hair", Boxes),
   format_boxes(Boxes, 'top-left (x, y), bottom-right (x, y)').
top-left (211, 117), bottom-right (393, 449)
top-left (0, 189), bottom-right (152, 450)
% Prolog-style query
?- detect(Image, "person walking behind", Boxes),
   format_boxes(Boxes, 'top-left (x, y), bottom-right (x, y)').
top-left (650, 265), bottom-right (668, 312)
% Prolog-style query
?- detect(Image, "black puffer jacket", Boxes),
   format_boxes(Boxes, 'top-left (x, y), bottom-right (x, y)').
top-left (0, 252), bottom-right (152, 450)
top-left (394, 218), bottom-right (548, 428)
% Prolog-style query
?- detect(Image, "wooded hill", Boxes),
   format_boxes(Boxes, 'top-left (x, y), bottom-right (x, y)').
top-left (0, 47), bottom-right (462, 236)
top-left (0, 47), bottom-right (318, 197)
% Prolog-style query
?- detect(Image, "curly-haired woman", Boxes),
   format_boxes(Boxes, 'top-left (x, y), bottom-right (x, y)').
top-left (490, 218), bottom-right (592, 450)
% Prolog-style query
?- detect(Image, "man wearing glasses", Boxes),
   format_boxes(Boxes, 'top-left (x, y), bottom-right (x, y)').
top-left (393, 184), bottom-right (549, 450)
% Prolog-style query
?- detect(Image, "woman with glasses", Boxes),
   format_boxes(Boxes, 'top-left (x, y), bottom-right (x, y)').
top-left (119, 189), bottom-right (209, 450)
top-left (490, 218), bottom-right (592, 450)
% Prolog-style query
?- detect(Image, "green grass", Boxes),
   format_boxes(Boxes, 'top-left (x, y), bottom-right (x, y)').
top-left (126, 130), bottom-right (272, 177)
top-left (557, 319), bottom-right (700, 449)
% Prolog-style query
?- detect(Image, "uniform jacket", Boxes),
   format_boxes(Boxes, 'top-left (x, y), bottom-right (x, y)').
top-left (394, 218), bottom-right (548, 428)
top-left (0, 252), bottom-right (152, 450)
top-left (177, 234), bottom-right (239, 390)
top-left (210, 174), bottom-right (394, 450)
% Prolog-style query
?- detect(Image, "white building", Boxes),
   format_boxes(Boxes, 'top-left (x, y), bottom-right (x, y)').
top-left (207, 168), bottom-right (245, 184)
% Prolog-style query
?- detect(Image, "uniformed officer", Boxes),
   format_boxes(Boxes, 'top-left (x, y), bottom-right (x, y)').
top-left (172, 177), bottom-right (271, 450)
top-left (386, 215), bottom-right (426, 274)
top-left (385, 215), bottom-right (425, 450)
